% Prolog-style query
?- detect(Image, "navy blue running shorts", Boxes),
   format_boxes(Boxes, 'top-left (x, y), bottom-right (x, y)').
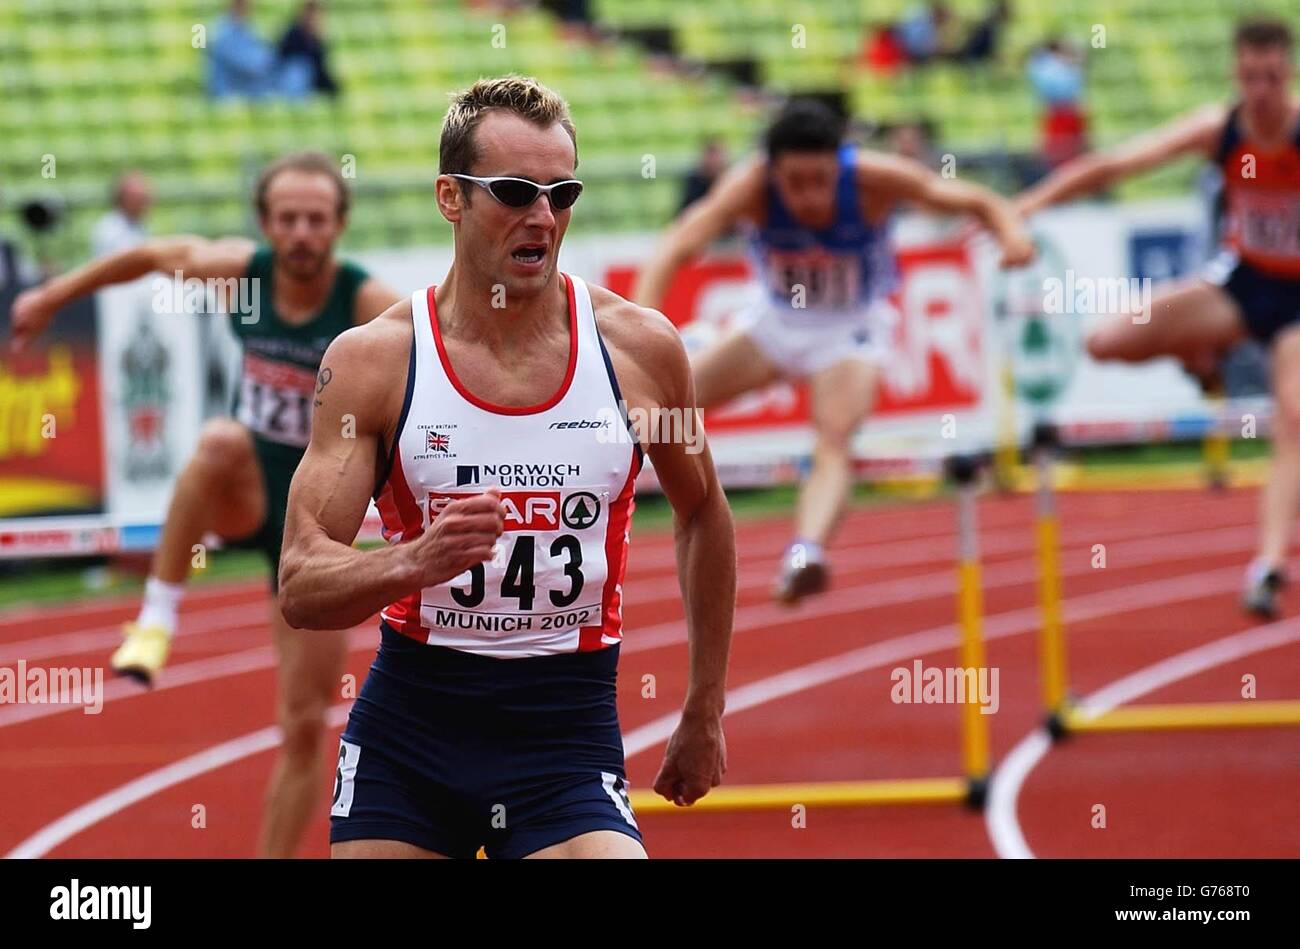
top-left (1205, 252), bottom-right (1300, 346)
top-left (329, 622), bottom-right (642, 859)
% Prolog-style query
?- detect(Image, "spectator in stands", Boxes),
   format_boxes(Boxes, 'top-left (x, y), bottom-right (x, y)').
top-left (13, 197), bottom-right (63, 280)
top-left (885, 118), bottom-right (940, 170)
top-left (897, 2), bottom-right (955, 64)
top-left (861, 22), bottom-right (907, 75)
top-left (1027, 38), bottom-right (1088, 168)
top-left (0, 232), bottom-right (40, 303)
top-left (871, 118), bottom-right (942, 212)
top-left (540, 0), bottom-right (600, 44)
top-left (0, 193), bottom-right (43, 315)
top-left (91, 172), bottom-right (152, 257)
top-left (277, 1), bottom-right (341, 98)
top-left (207, 0), bottom-right (277, 99)
top-left (678, 139), bottom-right (729, 215)
top-left (957, 0), bottom-right (1011, 63)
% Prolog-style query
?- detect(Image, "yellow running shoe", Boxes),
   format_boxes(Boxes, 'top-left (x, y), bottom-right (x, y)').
top-left (110, 622), bottom-right (171, 686)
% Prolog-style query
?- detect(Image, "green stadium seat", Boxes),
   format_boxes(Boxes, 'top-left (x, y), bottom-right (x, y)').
top-left (9, 0), bottom-right (1300, 264)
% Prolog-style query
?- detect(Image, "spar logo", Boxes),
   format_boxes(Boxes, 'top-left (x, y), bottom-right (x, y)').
top-left (429, 490), bottom-right (601, 531)
top-left (562, 492), bottom-right (600, 529)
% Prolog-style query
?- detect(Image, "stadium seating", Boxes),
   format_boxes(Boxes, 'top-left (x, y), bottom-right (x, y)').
top-left (1, 0), bottom-right (759, 259)
top-left (2, 0), bottom-right (1296, 262)
top-left (594, 0), bottom-right (1299, 195)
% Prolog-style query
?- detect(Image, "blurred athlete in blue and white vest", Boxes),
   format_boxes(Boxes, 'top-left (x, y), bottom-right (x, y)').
top-left (636, 99), bottom-right (1034, 602)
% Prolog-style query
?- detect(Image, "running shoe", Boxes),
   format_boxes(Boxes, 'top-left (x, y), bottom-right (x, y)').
top-left (772, 542), bottom-right (829, 605)
top-left (110, 622), bottom-right (171, 686)
top-left (1242, 559), bottom-right (1286, 619)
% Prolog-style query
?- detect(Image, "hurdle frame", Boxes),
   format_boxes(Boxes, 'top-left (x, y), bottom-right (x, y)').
top-left (1029, 421), bottom-right (1300, 738)
top-left (1202, 386), bottom-right (1231, 491)
top-left (628, 453), bottom-right (994, 816)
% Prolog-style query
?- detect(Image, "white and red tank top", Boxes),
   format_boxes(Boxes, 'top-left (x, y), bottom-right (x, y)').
top-left (373, 273), bottom-right (642, 658)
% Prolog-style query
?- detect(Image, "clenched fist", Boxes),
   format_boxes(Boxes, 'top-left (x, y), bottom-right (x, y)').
top-left (405, 487), bottom-right (505, 589)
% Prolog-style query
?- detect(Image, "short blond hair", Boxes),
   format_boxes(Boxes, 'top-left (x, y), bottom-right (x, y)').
top-left (439, 75), bottom-right (577, 177)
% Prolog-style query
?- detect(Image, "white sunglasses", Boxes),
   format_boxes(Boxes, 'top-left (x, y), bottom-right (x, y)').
top-left (449, 174), bottom-right (584, 210)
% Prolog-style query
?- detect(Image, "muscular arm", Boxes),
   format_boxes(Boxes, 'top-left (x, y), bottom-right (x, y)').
top-left (631, 158), bottom-right (763, 311)
top-left (1016, 103), bottom-right (1225, 216)
top-left (653, 395), bottom-right (734, 729)
top-left (598, 289), bottom-right (734, 803)
top-left (9, 235), bottom-right (255, 351)
top-left (860, 153), bottom-right (1035, 268)
top-left (277, 316), bottom-right (413, 629)
top-left (278, 304), bottom-right (505, 629)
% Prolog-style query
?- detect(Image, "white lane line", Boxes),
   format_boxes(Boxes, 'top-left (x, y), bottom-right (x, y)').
top-left (623, 510), bottom-right (1253, 604)
top-left (0, 492), bottom-right (1242, 662)
top-left (985, 732), bottom-right (1053, 860)
top-left (0, 524), bottom-right (1260, 728)
top-left (6, 705), bottom-right (354, 859)
top-left (623, 523), bottom-right (1258, 654)
top-left (986, 617), bottom-right (1300, 859)
top-left (5, 556), bottom-right (1262, 858)
top-left (1, 604), bottom-right (276, 666)
top-left (624, 488), bottom-right (1227, 573)
top-left (0, 627), bottom-right (373, 728)
top-left (0, 579), bottom-right (268, 630)
top-left (0, 521), bottom-right (987, 661)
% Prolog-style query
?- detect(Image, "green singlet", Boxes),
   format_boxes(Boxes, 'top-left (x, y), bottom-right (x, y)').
top-left (228, 247), bottom-right (369, 591)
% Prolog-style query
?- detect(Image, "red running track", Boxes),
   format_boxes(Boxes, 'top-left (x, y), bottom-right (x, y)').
top-left (1, 487), bottom-right (1297, 857)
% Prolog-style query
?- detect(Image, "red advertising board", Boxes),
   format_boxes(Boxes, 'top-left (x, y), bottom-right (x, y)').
top-left (0, 297), bottom-right (105, 518)
top-left (605, 240), bottom-right (984, 434)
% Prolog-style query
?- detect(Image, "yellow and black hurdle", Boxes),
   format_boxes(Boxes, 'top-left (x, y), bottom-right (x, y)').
top-left (1029, 421), bottom-right (1300, 738)
top-left (629, 452), bottom-right (994, 815)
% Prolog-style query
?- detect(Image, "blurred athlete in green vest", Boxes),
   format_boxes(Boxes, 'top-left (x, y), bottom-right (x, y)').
top-left (10, 151), bottom-right (401, 856)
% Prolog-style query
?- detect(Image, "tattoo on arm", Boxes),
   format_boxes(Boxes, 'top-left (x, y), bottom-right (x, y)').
top-left (314, 367), bottom-right (333, 407)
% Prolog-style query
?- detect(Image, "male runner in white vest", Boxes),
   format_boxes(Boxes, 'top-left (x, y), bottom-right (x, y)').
top-left (278, 76), bottom-right (736, 858)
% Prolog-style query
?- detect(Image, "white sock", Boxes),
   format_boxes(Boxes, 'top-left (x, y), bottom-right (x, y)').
top-left (136, 577), bottom-right (185, 636)
top-left (790, 539), bottom-right (824, 565)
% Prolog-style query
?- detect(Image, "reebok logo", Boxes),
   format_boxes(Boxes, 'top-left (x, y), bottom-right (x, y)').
top-left (548, 419), bottom-right (611, 430)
